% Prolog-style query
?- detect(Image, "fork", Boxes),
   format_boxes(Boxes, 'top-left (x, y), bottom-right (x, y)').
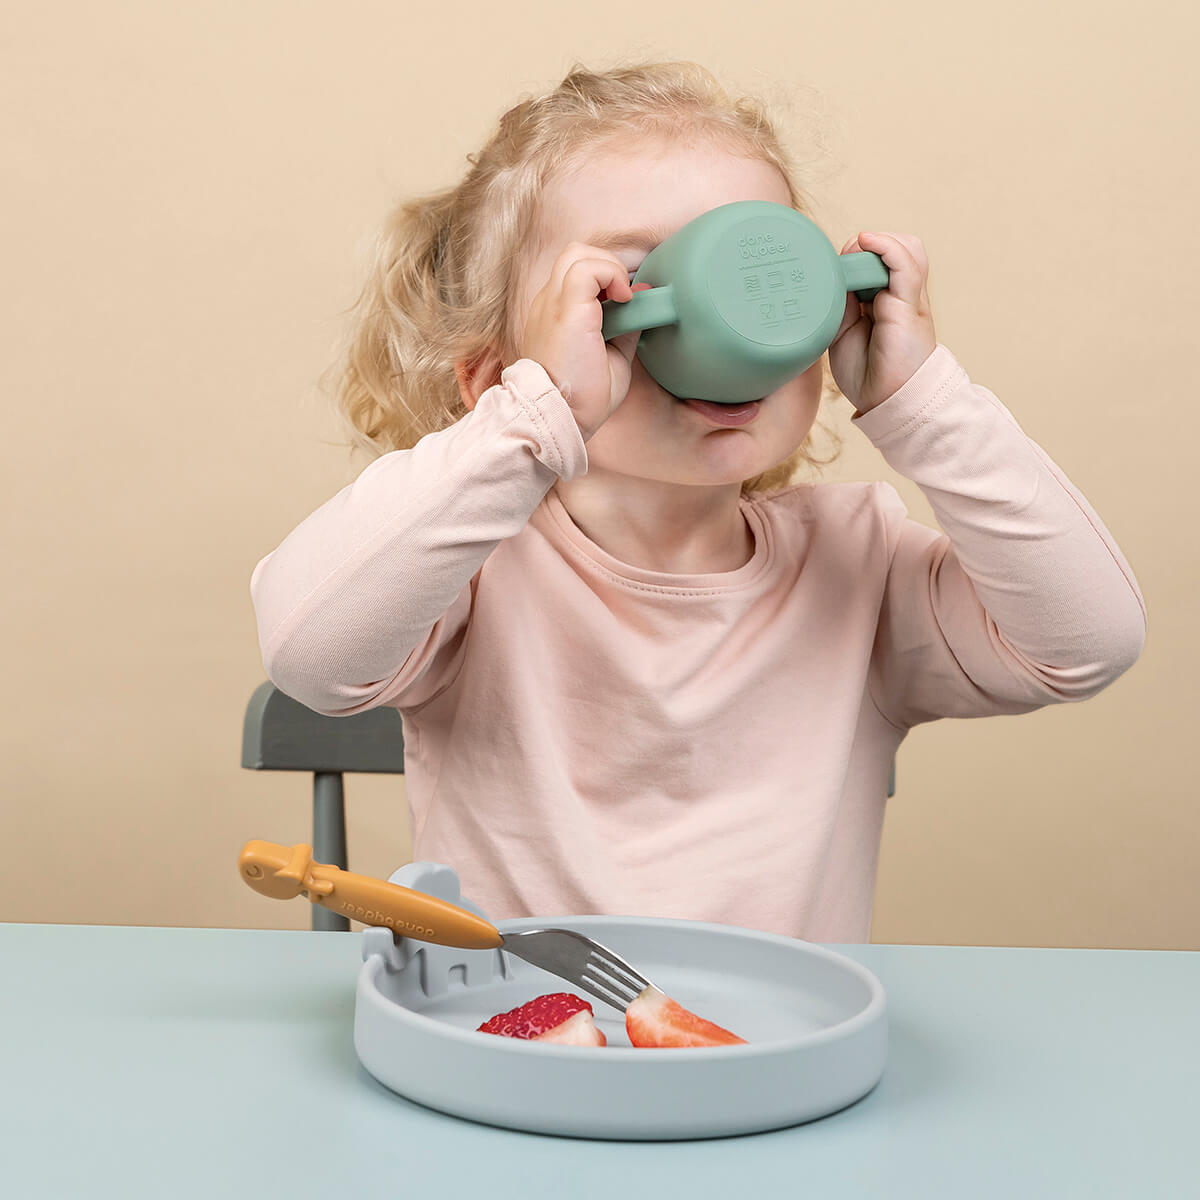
top-left (239, 841), bottom-right (656, 1012)
top-left (498, 928), bottom-right (654, 1013)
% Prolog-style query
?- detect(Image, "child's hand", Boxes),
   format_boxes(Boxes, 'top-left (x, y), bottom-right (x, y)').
top-left (518, 244), bottom-right (650, 441)
top-left (827, 232), bottom-right (938, 415)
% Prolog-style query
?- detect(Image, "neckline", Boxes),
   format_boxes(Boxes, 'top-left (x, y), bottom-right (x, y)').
top-left (541, 487), bottom-right (773, 594)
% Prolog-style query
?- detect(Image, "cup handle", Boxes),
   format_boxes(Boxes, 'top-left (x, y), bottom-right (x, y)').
top-left (600, 284), bottom-right (679, 340)
top-left (839, 251), bottom-right (890, 302)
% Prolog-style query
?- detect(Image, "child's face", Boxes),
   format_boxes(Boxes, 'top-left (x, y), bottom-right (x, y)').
top-left (517, 137), bottom-right (825, 491)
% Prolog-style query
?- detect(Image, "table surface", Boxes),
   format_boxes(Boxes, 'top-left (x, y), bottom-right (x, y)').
top-left (1, 924), bottom-right (1195, 1198)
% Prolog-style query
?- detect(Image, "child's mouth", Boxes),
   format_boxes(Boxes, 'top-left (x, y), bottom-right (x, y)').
top-left (677, 396), bottom-right (764, 427)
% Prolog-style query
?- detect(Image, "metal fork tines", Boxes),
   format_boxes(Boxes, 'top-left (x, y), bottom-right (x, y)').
top-left (499, 928), bottom-right (654, 1013)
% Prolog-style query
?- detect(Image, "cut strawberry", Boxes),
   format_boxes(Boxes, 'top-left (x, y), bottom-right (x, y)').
top-left (625, 985), bottom-right (747, 1048)
top-left (478, 992), bottom-right (606, 1045)
top-left (532, 1008), bottom-right (606, 1046)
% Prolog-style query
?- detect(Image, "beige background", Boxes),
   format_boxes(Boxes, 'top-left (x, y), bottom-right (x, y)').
top-left (3, 1), bottom-right (1195, 947)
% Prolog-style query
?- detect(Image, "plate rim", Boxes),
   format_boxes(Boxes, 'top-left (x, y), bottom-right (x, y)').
top-left (358, 912), bottom-right (887, 1061)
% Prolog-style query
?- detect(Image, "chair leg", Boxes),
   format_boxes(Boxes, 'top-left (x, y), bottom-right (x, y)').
top-left (313, 772), bottom-right (350, 932)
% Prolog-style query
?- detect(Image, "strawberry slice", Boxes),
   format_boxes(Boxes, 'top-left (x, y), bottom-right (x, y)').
top-left (478, 992), bottom-right (606, 1046)
top-left (532, 1008), bottom-right (606, 1045)
top-left (625, 985), bottom-right (747, 1047)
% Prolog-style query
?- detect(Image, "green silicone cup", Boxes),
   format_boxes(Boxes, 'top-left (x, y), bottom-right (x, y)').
top-left (600, 200), bottom-right (888, 403)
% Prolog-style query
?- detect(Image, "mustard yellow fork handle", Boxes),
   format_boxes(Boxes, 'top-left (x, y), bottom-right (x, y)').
top-left (237, 840), bottom-right (504, 949)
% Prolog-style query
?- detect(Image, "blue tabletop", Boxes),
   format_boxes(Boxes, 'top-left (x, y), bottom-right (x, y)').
top-left (1, 924), bottom-right (1195, 1198)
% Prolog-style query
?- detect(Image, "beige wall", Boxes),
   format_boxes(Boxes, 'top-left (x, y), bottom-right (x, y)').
top-left (3, 2), bottom-right (1195, 948)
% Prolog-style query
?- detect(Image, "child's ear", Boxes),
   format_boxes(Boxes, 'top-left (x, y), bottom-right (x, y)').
top-left (454, 347), bottom-right (504, 411)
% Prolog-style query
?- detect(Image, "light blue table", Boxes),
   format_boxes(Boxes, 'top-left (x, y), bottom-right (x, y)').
top-left (1, 924), bottom-right (1194, 1198)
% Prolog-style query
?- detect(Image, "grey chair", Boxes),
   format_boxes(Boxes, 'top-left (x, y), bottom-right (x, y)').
top-left (241, 682), bottom-right (405, 930)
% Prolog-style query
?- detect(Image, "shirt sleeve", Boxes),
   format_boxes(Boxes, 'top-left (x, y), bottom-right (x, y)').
top-left (855, 344), bottom-right (1147, 730)
top-left (249, 358), bottom-right (586, 715)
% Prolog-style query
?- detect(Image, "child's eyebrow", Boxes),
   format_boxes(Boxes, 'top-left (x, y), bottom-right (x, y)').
top-left (584, 225), bottom-right (670, 251)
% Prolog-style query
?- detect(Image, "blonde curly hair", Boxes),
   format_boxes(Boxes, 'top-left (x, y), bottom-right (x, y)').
top-left (322, 59), bottom-right (844, 492)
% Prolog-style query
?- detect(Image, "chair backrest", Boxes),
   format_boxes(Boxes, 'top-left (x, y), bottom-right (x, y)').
top-left (241, 681), bottom-right (406, 775)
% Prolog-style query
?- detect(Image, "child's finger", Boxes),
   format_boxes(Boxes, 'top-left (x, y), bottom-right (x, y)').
top-left (548, 243), bottom-right (631, 306)
top-left (563, 256), bottom-right (630, 303)
top-left (854, 232), bottom-right (924, 309)
top-left (605, 281), bottom-right (654, 355)
top-left (882, 231), bottom-right (929, 273)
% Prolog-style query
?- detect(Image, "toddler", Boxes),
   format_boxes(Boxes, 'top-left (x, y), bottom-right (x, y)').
top-left (251, 62), bottom-right (1146, 941)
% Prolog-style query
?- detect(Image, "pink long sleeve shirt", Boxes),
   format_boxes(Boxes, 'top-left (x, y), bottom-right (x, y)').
top-left (251, 346), bottom-right (1146, 941)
